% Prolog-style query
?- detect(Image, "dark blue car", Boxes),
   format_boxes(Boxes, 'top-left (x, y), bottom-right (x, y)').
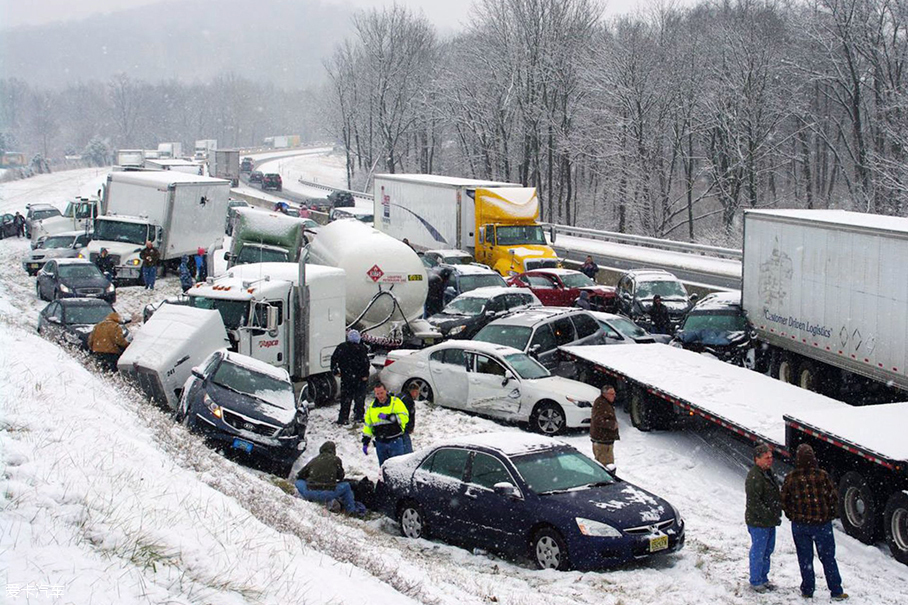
top-left (376, 433), bottom-right (684, 570)
top-left (178, 350), bottom-right (308, 473)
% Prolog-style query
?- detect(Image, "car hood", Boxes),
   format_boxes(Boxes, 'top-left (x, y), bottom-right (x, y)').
top-left (32, 216), bottom-right (74, 237)
top-left (677, 328), bottom-right (747, 347)
top-left (580, 286), bottom-right (615, 298)
top-left (641, 300), bottom-right (689, 315)
top-left (542, 481), bottom-right (673, 529)
top-left (527, 376), bottom-right (599, 402)
top-left (427, 313), bottom-right (481, 329)
top-left (206, 382), bottom-right (296, 427)
top-left (26, 248), bottom-right (77, 262)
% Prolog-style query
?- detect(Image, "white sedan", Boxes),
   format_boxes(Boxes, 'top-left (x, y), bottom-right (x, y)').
top-left (380, 340), bottom-right (599, 435)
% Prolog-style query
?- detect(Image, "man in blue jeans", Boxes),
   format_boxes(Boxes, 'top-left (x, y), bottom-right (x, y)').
top-left (744, 443), bottom-right (781, 593)
top-left (295, 441), bottom-right (363, 515)
top-left (781, 444), bottom-right (849, 600)
top-left (139, 241), bottom-right (159, 290)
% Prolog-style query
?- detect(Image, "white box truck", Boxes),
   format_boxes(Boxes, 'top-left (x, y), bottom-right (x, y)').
top-left (212, 149), bottom-right (240, 187)
top-left (157, 142), bottom-right (183, 159)
top-left (742, 209), bottom-right (908, 400)
top-left (116, 149), bottom-right (145, 168)
top-left (82, 172), bottom-right (231, 283)
top-left (194, 139), bottom-right (217, 159)
top-left (373, 174), bottom-right (560, 275)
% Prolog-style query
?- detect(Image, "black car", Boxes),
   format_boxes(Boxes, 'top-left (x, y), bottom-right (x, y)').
top-left (427, 286), bottom-right (541, 339)
top-left (262, 173), bottom-right (282, 191)
top-left (0, 213), bottom-right (17, 238)
top-left (37, 298), bottom-right (124, 350)
top-left (375, 433), bottom-right (684, 571)
top-left (178, 350), bottom-right (308, 472)
top-left (673, 291), bottom-right (755, 366)
top-left (614, 268), bottom-right (696, 331)
top-left (240, 157), bottom-right (254, 172)
top-left (327, 190), bottom-right (354, 208)
top-left (36, 259), bottom-right (116, 303)
top-left (249, 170), bottom-right (264, 183)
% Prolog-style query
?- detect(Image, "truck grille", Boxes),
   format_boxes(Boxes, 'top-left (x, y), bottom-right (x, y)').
top-left (223, 409), bottom-right (279, 437)
top-left (88, 252), bottom-right (121, 265)
top-left (624, 519), bottom-right (675, 535)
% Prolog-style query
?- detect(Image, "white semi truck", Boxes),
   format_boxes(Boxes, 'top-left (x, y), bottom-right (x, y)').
top-left (743, 210), bottom-right (908, 401)
top-left (83, 172), bottom-right (231, 283)
top-left (185, 261), bottom-right (346, 403)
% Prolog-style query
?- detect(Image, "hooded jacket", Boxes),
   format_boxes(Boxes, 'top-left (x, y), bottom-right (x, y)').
top-left (589, 394), bottom-right (619, 443)
top-left (88, 312), bottom-right (129, 354)
top-left (781, 445), bottom-right (838, 525)
top-left (296, 441), bottom-right (345, 491)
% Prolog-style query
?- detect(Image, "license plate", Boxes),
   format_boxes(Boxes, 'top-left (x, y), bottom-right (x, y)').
top-left (649, 534), bottom-right (669, 552)
top-left (28, 263), bottom-right (40, 269)
top-left (232, 438), bottom-right (253, 453)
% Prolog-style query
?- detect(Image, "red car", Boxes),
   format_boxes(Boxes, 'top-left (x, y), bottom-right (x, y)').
top-left (507, 268), bottom-right (616, 311)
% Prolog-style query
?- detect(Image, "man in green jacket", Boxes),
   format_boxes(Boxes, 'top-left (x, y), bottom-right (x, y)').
top-left (295, 441), bottom-right (359, 514)
top-left (362, 382), bottom-right (410, 466)
top-left (745, 443), bottom-right (781, 593)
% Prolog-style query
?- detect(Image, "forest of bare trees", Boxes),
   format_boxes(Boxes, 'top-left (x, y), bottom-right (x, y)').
top-left (326, 0), bottom-right (908, 244)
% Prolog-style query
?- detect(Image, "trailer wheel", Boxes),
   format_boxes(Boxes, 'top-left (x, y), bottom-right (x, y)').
top-left (797, 361), bottom-right (820, 392)
top-left (770, 351), bottom-right (797, 384)
top-left (307, 374), bottom-right (335, 407)
top-left (839, 471), bottom-right (881, 544)
top-left (628, 385), bottom-right (653, 432)
top-left (884, 492), bottom-right (908, 565)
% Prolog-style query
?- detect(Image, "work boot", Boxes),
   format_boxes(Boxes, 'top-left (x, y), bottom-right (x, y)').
top-left (831, 594), bottom-right (849, 601)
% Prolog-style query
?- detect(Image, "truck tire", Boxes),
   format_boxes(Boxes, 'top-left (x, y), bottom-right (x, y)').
top-left (797, 360), bottom-right (819, 392)
top-left (770, 351), bottom-right (797, 384)
top-left (628, 385), bottom-right (653, 432)
top-left (883, 492), bottom-right (908, 565)
top-left (838, 471), bottom-right (881, 544)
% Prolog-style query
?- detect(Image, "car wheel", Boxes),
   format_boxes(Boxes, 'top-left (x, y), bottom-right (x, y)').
top-left (403, 378), bottom-right (433, 403)
top-left (399, 501), bottom-right (427, 539)
top-left (884, 491), bottom-right (908, 565)
top-left (533, 527), bottom-right (570, 570)
top-left (838, 470), bottom-right (881, 544)
top-left (531, 401), bottom-right (566, 435)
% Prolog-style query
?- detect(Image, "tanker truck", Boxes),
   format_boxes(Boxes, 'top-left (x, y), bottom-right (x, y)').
top-left (185, 261), bottom-right (346, 403)
top-left (307, 219), bottom-right (439, 347)
top-left (373, 174), bottom-right (560, 276)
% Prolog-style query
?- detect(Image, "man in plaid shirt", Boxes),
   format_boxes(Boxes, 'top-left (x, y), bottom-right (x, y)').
top-left (781, 444), bottom-right (849, 600)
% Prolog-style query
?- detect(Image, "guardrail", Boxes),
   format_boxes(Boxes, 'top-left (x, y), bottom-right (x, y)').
top-left (545, 224), bottom-right (742, 260)
top-left (297, 178), bottom-right (374, 200)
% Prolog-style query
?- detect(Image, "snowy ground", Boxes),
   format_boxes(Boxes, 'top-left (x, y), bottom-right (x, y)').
top-left (2, 168), bottom-right (908, 604)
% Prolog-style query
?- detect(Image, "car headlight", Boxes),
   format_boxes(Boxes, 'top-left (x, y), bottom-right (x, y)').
top-left (448, 324), bottom-right (467, 336)
top-left (106, 283), bottom-right (115, 293)
top-left (576, 517), bottom-right (622, 538)
top-left (129, 258), bottom-right (141, 266)
top-left (77, 252), bottom-right (85, 259)
top-left (670, 503), bottom-right (685, 527)
top-left (203, 393), bottom-right (222, 419)
top-left (566, 397), bottom-right (592, 408)
top-left (59, 284), bottom-right (72, 293)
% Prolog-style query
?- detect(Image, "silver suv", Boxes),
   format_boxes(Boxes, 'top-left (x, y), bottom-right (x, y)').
top-left (472, 307), bottom-right (604, 377)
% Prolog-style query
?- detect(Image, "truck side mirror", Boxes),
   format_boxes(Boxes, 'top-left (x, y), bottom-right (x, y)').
top-left (266, 306), bottom-right (278, 332)
top-left (549, 225), bottom-right (556, 243)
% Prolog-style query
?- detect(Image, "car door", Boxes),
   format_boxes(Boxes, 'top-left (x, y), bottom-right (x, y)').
top-left (549, 275), bottom-right (574, 306)
top-left (616, 275), bottom-right (633, 315)
top-left (528, 323), bottom-right (559, 370)
top-left (549, 317), bottom-right (578, 377)
top-left (462, 452), bottom-right (530, 553)
top-left (427, 348), bottom-right (469, 408)
top-left (38, 261), bottom-right (56, 299)
top-left (465, 353), bottom-right (520, 419)
top-left (411, 447), bottom-right (472, 540)
top-left (247, 300), bottom-right (286, 367)
top-left (527, 274), bottom-right (560, 306)
top-left (40, 302), bottom-right (63, 339)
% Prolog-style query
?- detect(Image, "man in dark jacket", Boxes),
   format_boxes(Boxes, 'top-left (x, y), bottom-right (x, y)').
top-left (781, 444), bottom-right (848, 600)
top-left (649, 294), bottom-right (672, 334)
top-left (95, 248), bottom-right (116, 279)
top-left (745, 443), bottom-right (782, 593)
top-left (575, 290), bottom-right (591, 310)
top-left (579, 255), bottom-right (599, 280)
top-left (398, 382), bottom-right (419, 453)
top-left (589, 385), bottom-right (619, 469)
top-left (139, 240), bottom-right (160, 290)
top-left (331, 329), bottom-right (370, 425)
top-left (295, 441), bottom-right (360, 514)
top-left (14, 212), bottom-right (26, 237)
top-left (424, 267), bottom-right (451, 317)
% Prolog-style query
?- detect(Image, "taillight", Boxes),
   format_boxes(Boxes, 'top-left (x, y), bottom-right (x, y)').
top-left (383, 357), bottom-right (395, 367)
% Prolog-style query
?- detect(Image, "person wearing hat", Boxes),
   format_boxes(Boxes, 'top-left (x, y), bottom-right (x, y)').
top-left (745, 443), bottom-right (781, 593)
top-left (193, 247), bottom-right (208, 282)
top-left (781, 444), bottom-right (848, 600)
top-left (330, 329), bottom-right (370, 425)
top-left (649, 294), bottom-right (672, 335)
top-left (95, 247), bottom-right (115, 280)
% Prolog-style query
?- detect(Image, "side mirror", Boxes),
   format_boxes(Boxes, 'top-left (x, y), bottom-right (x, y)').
top-left (266, 305), bottom-right (278, 332)
top-left (501, 371), bottom-right (515, 387)
top-left (46, 316), bottom-right (61, 324)
top-left (297, 384), bottom-right (313, 411)
top-left (191, 367), bottom-right (204, 379)
top-left (493, 482), bottom-right (523, 500)
top-left (223, 251), bottom-right (230, 261)
top-left (528, 344), bottom-right (541, 359)
top-left (549, 225), bottom-right (556, 243)
top-left (689, 293), bottom-right (699, 304)
top-left (119, 313), bottom-right (133, 325)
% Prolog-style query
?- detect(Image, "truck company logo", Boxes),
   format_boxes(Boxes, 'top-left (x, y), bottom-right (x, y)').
top-left (759, 237), bottom-right (792, 307)
top-left (258, 339), bottom-right (279, 348)
top-left (763, 309), bottom-right (832, 339)
top-left (367, 265), bottom-right (384, 282)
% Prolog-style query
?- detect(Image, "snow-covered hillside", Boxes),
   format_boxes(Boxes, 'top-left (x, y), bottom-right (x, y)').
top-left (2, 167), bottom-right (907, 604)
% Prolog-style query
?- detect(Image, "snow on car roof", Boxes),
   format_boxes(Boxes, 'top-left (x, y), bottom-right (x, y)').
top-left (526, 268), bottom-right (581, 276)
top-left (456, 286), bottom-right (529, 299)
top-left (488, 306), bottom-right (582, 325)
top-left (426, 249), bottom-right (471, 256)
top-left (448, 263), bottom-right (499, 275)
top-left (441, 431), bottom-right (569, 457)
top-left (627, 269), bottom-right (680, 282)
top-left (692, 290), bottom-right (742, 311)
top-left (430, 339), bottom-right (524, 357)
top-left (785, 402), bottom-right (908, 462)
top-left (224, 350), bottom-right (291, 382)
top-left (54, 258), bottom-right (95, 265)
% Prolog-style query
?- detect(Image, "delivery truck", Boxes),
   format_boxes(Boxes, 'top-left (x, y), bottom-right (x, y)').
top-left (82, 172), bottom-right (231, 283)
top-left (194, 139), bottom-right (217, 159)
top-left (742, 210), bottom-right (908, 401)
top-left (116, 149), bottom-right (145, 169)
top-left (30, 197), bottom-right (100, 243)
top-left (226, 207), bottom-right (308, 268)
top-left (156, 142), bottom-right (183, 159)
top-left (373, 174), bottom-right (560, 276)
top-left (210, 149), bottom-right (240, 187)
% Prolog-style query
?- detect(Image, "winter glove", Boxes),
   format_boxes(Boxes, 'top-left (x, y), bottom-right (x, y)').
top-left (378, 412), bottom-right (389, 420)
top-left (362, 444), bottom-right (369, 455)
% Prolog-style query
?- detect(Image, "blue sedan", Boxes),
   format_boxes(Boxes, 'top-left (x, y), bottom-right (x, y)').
top-left (375, 433), bottom-right (685, 570)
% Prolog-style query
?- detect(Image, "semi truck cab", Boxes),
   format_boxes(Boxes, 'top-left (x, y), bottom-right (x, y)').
top-left (476, 222), bottom-right (560, 276)
top-left (82, 216), bottom-right (161, 282)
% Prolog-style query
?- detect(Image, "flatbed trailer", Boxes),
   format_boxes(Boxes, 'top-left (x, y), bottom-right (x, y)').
top-left (562, 344), bottom-right (908, 565)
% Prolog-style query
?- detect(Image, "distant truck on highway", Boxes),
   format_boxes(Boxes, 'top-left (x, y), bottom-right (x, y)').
top-left (209, 149), bottom-right (240, 187)
top-left (265, 135), bottom-right (300, 149)
top-left (156, 142), bottom-right (183, 159)
top-left (115, 149), bottom-right (145, 169)
top-left (83, 172), bottom-right (231, 283)
top-left (193, 139), bottom-right (217, 159)
top-left (373, 174), bottom-right (560, 276)
top-left (742, 210), bottom-right (908, 401)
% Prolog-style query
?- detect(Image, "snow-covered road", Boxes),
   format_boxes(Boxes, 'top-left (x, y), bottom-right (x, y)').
top-left (2, 168), bottom-right (907, 604)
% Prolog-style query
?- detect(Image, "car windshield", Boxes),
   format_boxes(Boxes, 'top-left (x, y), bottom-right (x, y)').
top-left (560, 273), bottom-right (594, 288)
top-left (442, 297), bottom-right (486, 316)
top-left (459, 274), bottom-right (506, 292)
top-left (637, 279), bottom-right (687, 300)
top-left (42, 235), bottom-right (76, 249)
top-left (607, 316), bottom-right (649, 339)
top-left (443, 254), bottom-right (472, 265)
top-left (495, 225), bottom-right (547, 246)
top-left (94, 219), bottom-right (150, 245)
top-left (57, 264), bottom-right (103, 279)
top-left (32, 208), bottom-right (61, 221)
top-left (212, 359), bottom-right (294, 410)
top-left (474, 324), bottom-right (532, 351)
top-left (64, 303), bottom-right (114, 325)
top-left (503, 353), bottom-right (550, 379)
top-left (683, 312), bottom-right (748, 332)
top-left (189, 296), bottom-right (249, 330)
top-left (235, 245), bottom-right (289, 265)
top-left (512, 448), bottom-right (614, 494)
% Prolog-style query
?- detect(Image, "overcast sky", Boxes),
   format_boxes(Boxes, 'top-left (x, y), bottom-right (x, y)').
top-left (0, 0), bottom-right (654, 30)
